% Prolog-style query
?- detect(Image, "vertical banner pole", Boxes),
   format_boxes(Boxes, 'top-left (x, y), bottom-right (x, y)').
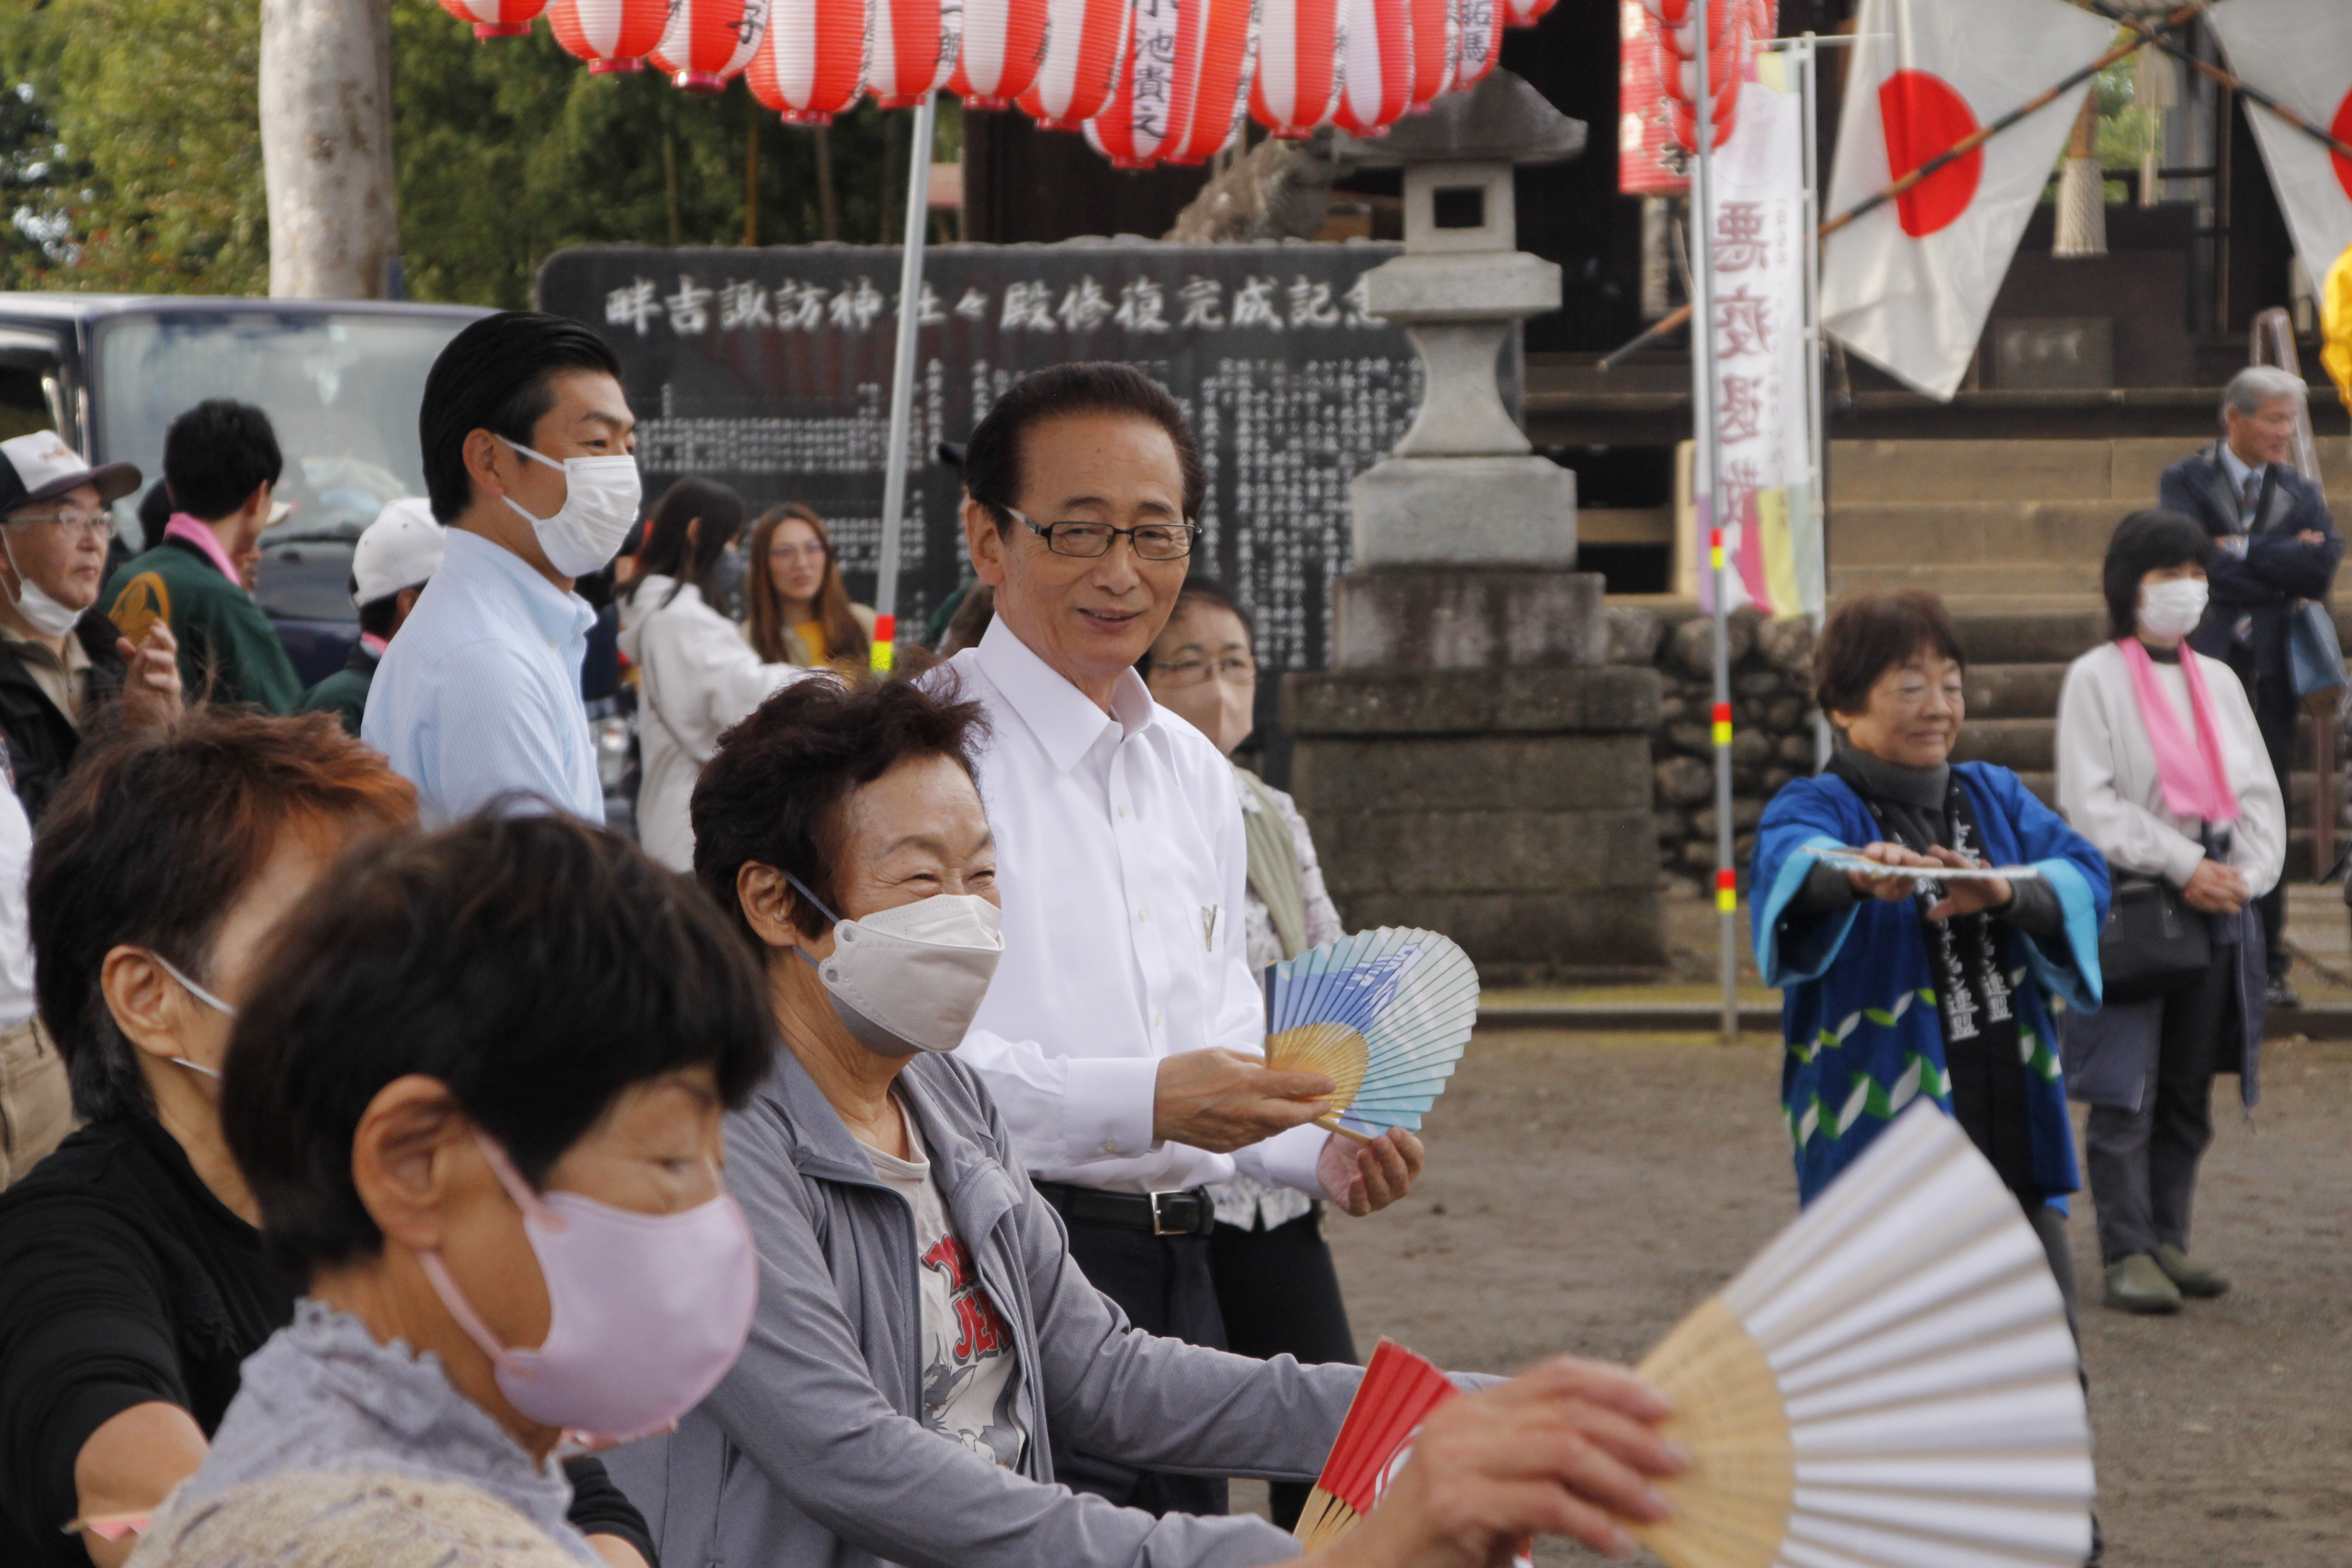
top-left (1694, 4), bottom-right (1735, 1044)
top-left (1801, 33), bottom-right (1831, 772)
top-left (873, 91), bottom-right (938, 674)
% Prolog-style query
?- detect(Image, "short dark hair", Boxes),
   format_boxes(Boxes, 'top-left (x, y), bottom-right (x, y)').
top-left (2102, 509), bottom-right (2215, 640)
top-left (420, 311), bottom-right (622, 525)
top-left (1813, 591), bottom-right (1969, 717)
top-left (223, 814), bottom-right (776, 1275)
top-left (29, 711), bottom-right (417, 1123)
top-left (356, 588), bottom-right (402, 639)
top-left (963, 363), bottom-right (1205, 530)
top-left (622, 477), bottom-right (748, 611)
top-left (1139, 578), bottom-right (1254, 675)
top-left (162, 400), bottom-right (283, 522)
top-left (692, 678), bottom-right (987, 947)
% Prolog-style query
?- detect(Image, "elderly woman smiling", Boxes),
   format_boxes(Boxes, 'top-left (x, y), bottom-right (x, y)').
top-left (603, 676), bottom-right (1688, 1568)
top-left (1749, 591), bottom-right (2109, 1328)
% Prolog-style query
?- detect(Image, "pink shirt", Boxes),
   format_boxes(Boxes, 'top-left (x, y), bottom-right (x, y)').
top-left (162, 514), bottom-right (244, 590)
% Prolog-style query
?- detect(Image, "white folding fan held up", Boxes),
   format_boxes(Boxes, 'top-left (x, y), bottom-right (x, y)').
top-left (1632, 1100), bottom-right (2093, 1568)
top-left (1261, 927), bottom-right (1480, 1141)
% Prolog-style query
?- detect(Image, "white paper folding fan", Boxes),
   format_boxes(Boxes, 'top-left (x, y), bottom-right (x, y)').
top-left (1632, 1101), bottom-right (2093, 1568)
top-left (1261, 927), bottom-right (1479, 1140)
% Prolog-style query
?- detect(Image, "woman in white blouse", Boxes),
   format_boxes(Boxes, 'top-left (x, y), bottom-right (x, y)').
top-left (1142, 580), bottom-right (1352, 1534)
top-left (2055, 509), bottom-right (2285, 1318)
top-left (618, 479), bottom-right (813, 871)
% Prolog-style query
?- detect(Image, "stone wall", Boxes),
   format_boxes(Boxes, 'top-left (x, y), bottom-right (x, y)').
top-left (1606, 604), bottom-right (1821, 893)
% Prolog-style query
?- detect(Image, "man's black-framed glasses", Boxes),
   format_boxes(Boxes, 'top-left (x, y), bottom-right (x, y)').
top-left (1000, 504), bottom-right (1198, 561)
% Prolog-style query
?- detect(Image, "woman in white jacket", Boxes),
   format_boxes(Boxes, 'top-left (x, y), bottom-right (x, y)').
top-left (2056, 509), bottom-right (2285, 1318)
top-left (618, 479), bottom-right (813, 871)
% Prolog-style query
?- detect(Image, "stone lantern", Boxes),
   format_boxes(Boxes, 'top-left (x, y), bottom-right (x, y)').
top-left (1284, 71), bottom-right (1667, 980)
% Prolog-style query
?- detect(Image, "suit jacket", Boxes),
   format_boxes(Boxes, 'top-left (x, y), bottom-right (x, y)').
top-left (2159, 441), bottom-right (2341, 683)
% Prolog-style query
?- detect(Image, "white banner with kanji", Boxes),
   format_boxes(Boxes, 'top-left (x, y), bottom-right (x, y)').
top-left (1819, 0), bottom-right (2116, 401)
top-left (1702, 70), bottom-right (1818, 618)
top-left (2207, 0), bottom-right (2352, 287)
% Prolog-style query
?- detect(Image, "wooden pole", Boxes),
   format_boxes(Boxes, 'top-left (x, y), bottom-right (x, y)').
top-left (745, 118), bottom-right (760, 246)
top-left (815, 125), bottom-right (840, 242)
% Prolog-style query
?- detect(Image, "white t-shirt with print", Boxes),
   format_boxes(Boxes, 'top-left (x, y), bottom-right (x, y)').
top-left (864, 1109), bottom-right (1029, 1469)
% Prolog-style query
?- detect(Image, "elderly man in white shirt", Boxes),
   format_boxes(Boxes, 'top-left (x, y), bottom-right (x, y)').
top-left (930, 363), bottom-right (1421, 1519)
top-left (363, 312), bottom-right (642, 828)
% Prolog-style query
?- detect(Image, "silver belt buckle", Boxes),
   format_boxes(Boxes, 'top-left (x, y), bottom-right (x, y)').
top-left (1150, 1190), bottom-right (1191, 1236)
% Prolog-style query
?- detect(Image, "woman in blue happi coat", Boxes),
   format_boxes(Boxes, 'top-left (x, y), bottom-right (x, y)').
top-left (1750, 590), bottom-right (2110, 1325)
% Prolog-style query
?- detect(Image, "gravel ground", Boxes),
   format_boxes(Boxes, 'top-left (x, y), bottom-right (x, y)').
top-left (1230, 1029), bottom-right (2352, 1567)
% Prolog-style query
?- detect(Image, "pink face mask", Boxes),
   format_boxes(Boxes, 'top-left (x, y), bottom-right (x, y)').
top-left (419, 1134), bottom-right (757, 1447)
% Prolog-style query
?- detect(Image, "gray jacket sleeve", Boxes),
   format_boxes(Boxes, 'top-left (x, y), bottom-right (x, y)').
top-left (697, 1111), bottom-right (1321, 1568)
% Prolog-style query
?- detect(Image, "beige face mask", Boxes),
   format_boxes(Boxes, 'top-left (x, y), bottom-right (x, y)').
top-left (1154, 669), bottom-right (1254, 755)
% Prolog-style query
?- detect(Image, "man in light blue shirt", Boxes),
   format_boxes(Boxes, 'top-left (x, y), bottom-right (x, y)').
top-left (364, 313), bottom-right (639, 827)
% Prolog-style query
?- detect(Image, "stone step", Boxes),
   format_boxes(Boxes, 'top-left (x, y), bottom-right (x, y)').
top-left (1949, 717), bottom-right (2053, 772)
top-left (2004, 769), bottom-right (2346, 812)
top-left (1828, 435), bottom-right (2352, 506)
top-left (1961, 662), bottom-right (2070, 720)
top-left (1829, 562), bottom-right (2109, 599)
top-left (1945, 608), bottom-right (2112, 665)
top-left (1830, 496), bottom-right (2352, 574)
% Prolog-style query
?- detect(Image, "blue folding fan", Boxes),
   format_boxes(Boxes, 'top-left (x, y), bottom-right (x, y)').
top-left (1262, 928), bottom-right (1480, 1140)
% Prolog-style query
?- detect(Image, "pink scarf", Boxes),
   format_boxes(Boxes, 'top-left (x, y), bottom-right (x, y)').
top-left (2117, 637), bottom-right (2240, 823)
top-left (163, 514), bottom-right (243, 586)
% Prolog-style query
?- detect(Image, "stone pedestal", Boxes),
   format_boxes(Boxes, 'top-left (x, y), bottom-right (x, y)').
top-left (1289, 69), bottom-right (1664, 980)
top-left (1285, 667), bottom-right (1666, 980)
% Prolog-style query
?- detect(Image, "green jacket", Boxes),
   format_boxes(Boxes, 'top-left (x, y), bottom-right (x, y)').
top-left (295, 641), bottom-right (378, 737)
top-left (105, 538), bottom-right (301, 715)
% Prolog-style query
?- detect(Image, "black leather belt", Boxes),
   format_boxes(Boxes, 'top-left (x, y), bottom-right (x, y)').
top-left (1032, 1180), bottom-right (1217, 1237)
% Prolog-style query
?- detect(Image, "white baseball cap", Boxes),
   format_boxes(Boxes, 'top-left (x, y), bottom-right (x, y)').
top-left (0, 430), bottom-right (140, 515)
top-left (352, 498), bottom-right (444, 607)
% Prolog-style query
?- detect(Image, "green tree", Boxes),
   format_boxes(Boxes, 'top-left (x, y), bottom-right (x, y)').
top-left (0, 0), bottom-right (266, 293)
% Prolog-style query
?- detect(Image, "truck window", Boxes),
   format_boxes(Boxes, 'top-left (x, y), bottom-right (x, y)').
top-left (0, 332), bottom-right (68, 443)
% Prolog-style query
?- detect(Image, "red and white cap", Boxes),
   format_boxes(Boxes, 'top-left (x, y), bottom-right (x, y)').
top-left (0, 431), bottom-right (140, 517)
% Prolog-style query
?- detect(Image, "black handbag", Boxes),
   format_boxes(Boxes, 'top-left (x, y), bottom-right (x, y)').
top-left (2098, 876), bottom-right (2213, 1004)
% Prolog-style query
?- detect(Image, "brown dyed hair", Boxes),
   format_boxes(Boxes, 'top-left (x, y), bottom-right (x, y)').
top-left (691, 676), bottom-right (985, 951)
top-left (1812, 591), bottom-right (1969, 719)
top-left (745, 503), bottom-right (870, 667)
top-left (29, 710), bottom-right (417, 1122)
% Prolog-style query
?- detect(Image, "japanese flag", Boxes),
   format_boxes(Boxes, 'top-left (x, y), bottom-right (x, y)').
top-left (1820, 0), bottom-right (2116, 401)
top-left (2207, 0), bottom-right (2352, 284)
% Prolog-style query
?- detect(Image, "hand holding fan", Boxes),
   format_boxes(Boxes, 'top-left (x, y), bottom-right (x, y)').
top-left (1262, 928), bottom-right (1479, 1142)
top-left (1809, 848), bottom-right (2044, 886)
top-left (1294, 1104), bottom-right (2092, 1567)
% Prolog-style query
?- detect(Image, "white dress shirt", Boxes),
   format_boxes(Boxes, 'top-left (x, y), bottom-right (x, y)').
top-left (362, 527), bottom-right (603, 828)
top-left (933, 618), bottom-right (1330, 1196)
top-left (617, 575), bottom-right (810, 871)
top-left (2055, 640), bottom-right (2285, 896)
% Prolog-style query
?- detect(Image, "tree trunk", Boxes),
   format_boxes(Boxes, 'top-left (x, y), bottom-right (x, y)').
top-left (260, 0), bottom-right (397, 299)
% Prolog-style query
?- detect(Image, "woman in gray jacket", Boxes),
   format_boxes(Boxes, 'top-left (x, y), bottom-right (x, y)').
top-left (604, 676), bottom-right (1685, 1568)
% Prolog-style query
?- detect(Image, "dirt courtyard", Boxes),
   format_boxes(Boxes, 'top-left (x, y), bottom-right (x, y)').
top-left (1239, 1029), bottom-right (2352, 1566)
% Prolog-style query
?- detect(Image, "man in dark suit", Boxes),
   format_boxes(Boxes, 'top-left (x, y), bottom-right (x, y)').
top-left (2159, 365), bottom-right (2341, 1009)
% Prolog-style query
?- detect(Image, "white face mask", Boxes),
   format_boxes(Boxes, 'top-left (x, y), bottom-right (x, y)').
top-left (498, 436), bottom-right (642, 578)
top-left (0, 528), bottom-right (86, 638)
top-left (787, 875), bottom-right (1004, 1055)
top-left (2138, 578), bottom-right (2210, 641)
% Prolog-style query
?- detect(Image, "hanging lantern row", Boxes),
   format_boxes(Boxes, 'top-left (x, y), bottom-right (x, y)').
top-left (1641, 0), bottom-right (1760, 153)
top-left (442, 0), bottom-right (1538, 158)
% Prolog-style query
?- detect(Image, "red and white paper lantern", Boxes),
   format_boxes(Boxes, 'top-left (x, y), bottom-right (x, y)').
top-left (1156, 0), bottom-right (1259, 164)
top-left (1648, 0), bottom-right (1747, 152)
top-left (1016, 0), bottom-right (1130, 128)
top-left (748, 0), bottom-right (871, 122)
top-left (1331, 0), bottom-right (1411, 133)
top-left (549, 0), bottom-right (670, 70)
top-left (652, 0), bottom-right (772, 93)
top-left (1454, 0), bottom-right (1500, 88)
top-left (440, 0), bottom-right (549, 39)
top-left (1502, 0), bottom-right (1553, 29)
top-left (1086, 0), bottom-right (1186, 166)
top-left (1251, 0), bottom-right (1344, 138)
top-left (869, 0), bottom-right (962, 105)
top-left (950, 0), bottom-right (1049, 107)
top-left (1403, 0), bottom-right (1454, 109)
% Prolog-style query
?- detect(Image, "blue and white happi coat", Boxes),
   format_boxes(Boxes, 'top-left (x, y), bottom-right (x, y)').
top-left (1750, 763), bottom-right (2110, 1207)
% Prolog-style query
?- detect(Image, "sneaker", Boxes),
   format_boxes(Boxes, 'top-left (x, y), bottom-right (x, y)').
top-left (2102, 1253), bottom-right (2182, 1315)
top-left (2154, 1242), bottom-right (2230, 1298)
top-left (2265, 975), bottom-right (2301, 1009)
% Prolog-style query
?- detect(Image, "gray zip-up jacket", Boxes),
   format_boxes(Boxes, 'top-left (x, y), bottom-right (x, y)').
top-left (603, 1048), bottom-right (1364, 1568)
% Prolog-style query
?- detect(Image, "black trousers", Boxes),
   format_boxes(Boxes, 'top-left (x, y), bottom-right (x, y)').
top-left (1053, 1221), bottom-right (1230, 1518)
top-left (1210, 1208), bottom-right (1360, 1532)
top-left (2084, 956), bottom-right (2229, 1264)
